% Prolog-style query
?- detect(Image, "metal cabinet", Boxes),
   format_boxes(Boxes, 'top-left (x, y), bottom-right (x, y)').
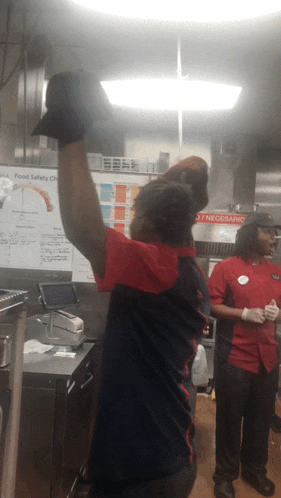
top-left (0, 343), bottom-right (98, 498)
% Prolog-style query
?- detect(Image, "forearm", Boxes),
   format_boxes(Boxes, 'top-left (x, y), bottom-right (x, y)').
top-left (211, 304), bottom-right (243, 321)
top-left (58, 140), bottom-right (107, 274)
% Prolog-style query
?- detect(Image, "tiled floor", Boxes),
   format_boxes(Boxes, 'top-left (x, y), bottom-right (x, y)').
top-left (75, 395), bottom-right (281, 497)
top-left (190, 394), bottom-right (281, 498)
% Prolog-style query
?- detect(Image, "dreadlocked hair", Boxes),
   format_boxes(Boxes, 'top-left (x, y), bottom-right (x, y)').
top-left (233, 224), bottom-right (260, 261)
top-left (133, 179), bottom-right (197, 245)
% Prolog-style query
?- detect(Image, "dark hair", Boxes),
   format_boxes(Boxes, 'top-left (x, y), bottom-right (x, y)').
top-left (233, 224), bottom-right (260, 260)
top-left (133, 179), bottom-right (197, 245)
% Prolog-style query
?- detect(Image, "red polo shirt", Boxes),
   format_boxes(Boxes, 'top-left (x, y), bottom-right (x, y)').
top-left (208, 256), bottom-right (281, 373)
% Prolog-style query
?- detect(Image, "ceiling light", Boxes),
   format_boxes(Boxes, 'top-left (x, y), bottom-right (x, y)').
top-left (73, 1), bottom-right (281, 22)
top-left (100, 79), bottom-right (242, 111)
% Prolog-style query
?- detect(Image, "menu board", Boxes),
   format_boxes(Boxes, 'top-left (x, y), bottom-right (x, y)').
top-left (0, 166), bottom-right (152, 282)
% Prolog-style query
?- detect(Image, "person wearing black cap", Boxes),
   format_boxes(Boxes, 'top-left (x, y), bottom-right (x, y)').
top-left (31, 71), bottom-right (210, 498)
top-left (208, 212), bottom-right (281, 498)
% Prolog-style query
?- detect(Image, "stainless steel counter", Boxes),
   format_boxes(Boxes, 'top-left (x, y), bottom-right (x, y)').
top-left (0, 342), bottom-right (98, 498)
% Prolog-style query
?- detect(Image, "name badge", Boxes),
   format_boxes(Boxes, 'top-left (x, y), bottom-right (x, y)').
top-left (238, 275), bottom-right (249, 285)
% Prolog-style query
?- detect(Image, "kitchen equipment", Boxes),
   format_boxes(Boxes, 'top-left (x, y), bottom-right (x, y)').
top-left (0, 329), bottom-right (13, 368)
top-left (27, 282), bottom-right (86, 348)
top-left (0, 289), bottom-right (28, 314)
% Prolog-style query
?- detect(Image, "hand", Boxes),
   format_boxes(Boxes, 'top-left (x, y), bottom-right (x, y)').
top-left (242, 308), bottom-right (266, 323)
top-left (264, 299), bottom-right (279, 321)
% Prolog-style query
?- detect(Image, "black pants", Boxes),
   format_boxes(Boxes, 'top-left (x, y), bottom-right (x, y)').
top-left (213, 361), bottom-right (279, 483)
top-left (88, 463), bottom-right (197, 498)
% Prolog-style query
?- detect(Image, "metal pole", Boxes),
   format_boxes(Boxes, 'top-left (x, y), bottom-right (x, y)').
top-left (23, 12), bottom-right (28, 164)
top-left (1, 310), bottom-right (27, 498)
top-left (177, 37), bottom-right (183, 160)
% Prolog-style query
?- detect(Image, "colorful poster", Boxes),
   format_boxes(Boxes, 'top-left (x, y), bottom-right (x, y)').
top-left (115, 185), bottom-right (127, 203)
top-left (0, 167), bottom-right (154, 280)
top-left (130, 185), bottom-right (141, 203)
top-left (100, 184), bottom-right (113, 202)
top-left (115, 206), bottom-right (126, 220)
top-left (114, 223), bottom-right (126, 235)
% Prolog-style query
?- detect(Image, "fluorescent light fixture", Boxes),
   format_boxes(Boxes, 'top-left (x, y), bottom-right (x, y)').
top-left (73, 1), bottom-right (281, 22)
top-left (100, 79), bottom-right (242, 111)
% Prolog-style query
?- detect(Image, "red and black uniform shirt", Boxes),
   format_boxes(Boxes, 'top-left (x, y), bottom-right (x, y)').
top-left (208, 256), bottom-right (281, 374)
top-left (89, 228), bottom-right (210, 484)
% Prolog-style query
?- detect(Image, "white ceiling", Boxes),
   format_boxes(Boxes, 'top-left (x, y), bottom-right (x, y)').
top-left (6, 0), bottom-right (281, 144)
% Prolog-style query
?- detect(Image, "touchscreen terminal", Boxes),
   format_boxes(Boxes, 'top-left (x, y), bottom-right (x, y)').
top-left (38, 282), bottom-right (79, 310)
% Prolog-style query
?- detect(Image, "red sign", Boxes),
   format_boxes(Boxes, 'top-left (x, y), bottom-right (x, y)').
top-left (196, 213), bottom-right (246, 225)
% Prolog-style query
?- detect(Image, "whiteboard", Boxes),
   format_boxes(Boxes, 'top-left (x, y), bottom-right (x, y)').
top-left (0, 166), bottom-right (152, 282)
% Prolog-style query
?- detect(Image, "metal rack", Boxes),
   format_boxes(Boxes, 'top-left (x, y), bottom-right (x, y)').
top-left (87, 154), bottom-right (158, 173)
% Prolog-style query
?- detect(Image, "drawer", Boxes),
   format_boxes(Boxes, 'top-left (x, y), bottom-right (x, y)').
top-left (66, 349), bottom-right (96, 397)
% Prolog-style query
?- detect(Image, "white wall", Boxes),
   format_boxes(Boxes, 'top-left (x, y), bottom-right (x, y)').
top-left (124, 135), bottom-right (211, 168)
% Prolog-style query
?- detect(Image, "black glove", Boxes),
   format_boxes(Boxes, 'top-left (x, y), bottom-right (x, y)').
top-left (31, 71), bottom-right (112, 145)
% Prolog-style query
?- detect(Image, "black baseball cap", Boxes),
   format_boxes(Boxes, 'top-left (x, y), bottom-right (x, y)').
top-left (242, 212), bottom-right (281, 229)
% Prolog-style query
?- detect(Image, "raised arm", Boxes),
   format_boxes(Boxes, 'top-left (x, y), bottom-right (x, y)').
top-left (31, 71), bottom-right (113, 276)
top-left (58, 140), bottom-right (107, 276)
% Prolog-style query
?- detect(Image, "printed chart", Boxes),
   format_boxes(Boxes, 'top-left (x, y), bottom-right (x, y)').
top-left (0, 166), bottom-right (152, 281)
top-left (0, 167), bottom-right (73, 271)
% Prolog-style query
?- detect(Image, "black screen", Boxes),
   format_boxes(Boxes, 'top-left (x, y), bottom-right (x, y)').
top-left (39, 283), bottom-right (79, 309)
